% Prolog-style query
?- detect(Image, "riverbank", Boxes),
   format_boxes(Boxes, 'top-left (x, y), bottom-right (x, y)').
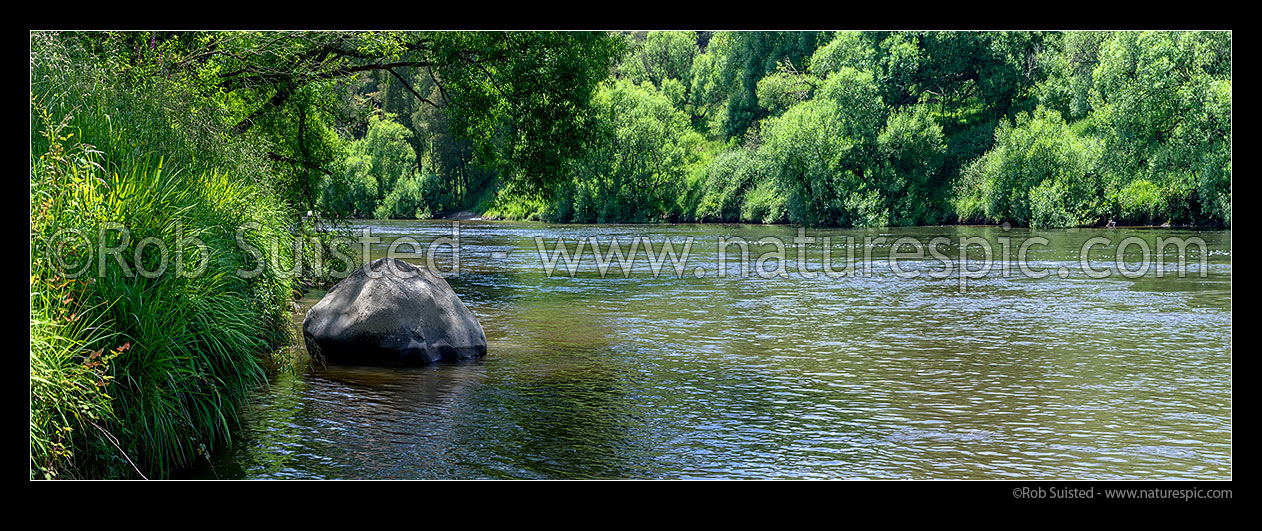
top-left (30, 34), bottom-right (300, 480)
top-left (411, 208), bottom-right (1229, 231)
top-left (441, 210), bottom-right (485, 221)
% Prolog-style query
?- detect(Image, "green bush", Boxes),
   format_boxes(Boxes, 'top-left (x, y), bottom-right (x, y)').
top-left (695, 148), bottom-right (762, 222)
top-left (479, 180), bottom-right (551, 221)
top-left (374, 172), bottom-right (452, 219)
top-left (291, 31), bottom-right (1230, 230)
top-left (755, 67), bottom-right (815, 115)
top-left (319, 114), bottom-right (418, 218)
top-left (31, 33), bottom-right (294, 479)
top-left (1113, 179), bottom-right (1167, 225)
top-left (558, 79), bottom-right (704, 223)
top-left (952, 107), bottom-right (1104, 228)
top-left (758, 69), bottom-right (889, 227)
top-left (875, 104), bottom-right (947, 225)
top-left (808, 31), bottom-right (876, 78)
top-left (740, 178), bottom-right (788, 224)
top-left (320, 153), bottom-right (378, 217)
top-left (951, 156), bottom-right (992, 225)
top-left (1091, 31), bottom-right (1231, 226)
top-left (1028, 178), bottom-right (1078, 229)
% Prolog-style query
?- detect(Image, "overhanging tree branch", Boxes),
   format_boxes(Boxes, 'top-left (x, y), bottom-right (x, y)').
top-left (232, 61), bottom-right (439, 133)
top-left (385, 68), bottom-right (440, 110)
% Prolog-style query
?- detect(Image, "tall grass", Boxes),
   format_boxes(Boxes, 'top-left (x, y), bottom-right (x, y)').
top-left (30, 278), bottom-right (121, 479)
top-left (31, 33), bottom-right (295, 478)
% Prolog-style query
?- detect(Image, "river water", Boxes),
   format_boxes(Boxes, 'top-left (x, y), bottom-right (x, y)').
top-left (186, 221), bottom-right (1231, 479)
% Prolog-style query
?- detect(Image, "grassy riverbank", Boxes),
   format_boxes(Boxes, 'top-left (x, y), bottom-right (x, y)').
top-left (30, 34), bottom-right (297, 479)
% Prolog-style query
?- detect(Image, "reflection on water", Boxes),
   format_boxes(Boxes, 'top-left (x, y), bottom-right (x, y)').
top-left (185, 222), bottom-right (1231, 479)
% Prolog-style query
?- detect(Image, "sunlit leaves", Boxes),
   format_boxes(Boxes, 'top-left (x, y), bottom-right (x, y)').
top-left (1090, 31), bottom-right (1231, 225)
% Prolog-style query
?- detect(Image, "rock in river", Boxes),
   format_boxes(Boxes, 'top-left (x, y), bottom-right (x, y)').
top-left (303, 257), bottom-right (487, 366)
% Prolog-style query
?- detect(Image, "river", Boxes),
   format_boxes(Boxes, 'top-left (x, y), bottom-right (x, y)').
top-left (184, 220), bottom-right (1231, 479)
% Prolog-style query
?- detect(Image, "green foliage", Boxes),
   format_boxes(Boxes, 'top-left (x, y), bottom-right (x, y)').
top-left (688, 41), bottom-right (728, 135)
top-left (620, 31), bottom-right (699, 91)
top-left (82, 31), bottom-right (370, 212)
top-left (740, 177), bottom-right (789, 224)
top-left (356, 114), bottom-right (417, 197)
top-left (31, 33), bottom-right (294, 478)
top-left (320, 152), bottom-right (378, 217)
top-left (876, 104), bottom-right (948, 225)
top-left (816, 68), bottom-right (889, 149)
top-left (431, 31), bottom-right (626, 198)
top-left (924, 32), bottom-right (1051, 118)
top-left (808, 31), bottom-right (877, 78)
top-left (561, 80), bottom-right (704, 223)
top-left (1114, 179), bottom-right (1167, 225)
top-left (712, 31), bottom-right (829, 137)
top-left (941, 119), bottom-right (999, 195)
top-left (1090, 31), bottom-right (1231, 226)
top-left (660, 78), bottom-right (688, 110)
top-left (761, 97), bottom-right (874, 226)
top-left (357, 65), bottom-right (491, 213)
top-left (72, 30), bottom-right (1229, 231)
top-left (481, 187), bottom-right (550, 222)
top-left (250, 85), bottom-right (347, 210)
top-left (874, 32), bottom-right (923, 106)
top-left (755, 64), bottom-right (816, 115)
top-left (318, 114), bottom-right (463, 220)
top-left (952, 107), bottom-right (1104, 228)
top-left (696, 148), bottom-right (764, 223)
top-left (1036, 31), bottom-right (1111, 121)
top-left (759, 68), bottom-right (889, 227)
top-left (30, 280), bottom-right (119, 479)
top-left (375, 173), bottom-right (452, 219)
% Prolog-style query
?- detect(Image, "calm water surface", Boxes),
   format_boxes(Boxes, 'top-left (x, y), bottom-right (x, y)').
top-left (187, 221), bottom-right (1231, 479)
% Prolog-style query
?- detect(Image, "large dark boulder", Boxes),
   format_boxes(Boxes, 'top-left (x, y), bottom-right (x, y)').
top-left (303, 257), bottom-right (487, 366)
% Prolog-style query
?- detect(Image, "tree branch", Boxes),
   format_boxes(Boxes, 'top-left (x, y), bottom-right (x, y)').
top-left (235, 84), bottom-right (293, 133)
top-left (386, 68), bottom-right (440, 109)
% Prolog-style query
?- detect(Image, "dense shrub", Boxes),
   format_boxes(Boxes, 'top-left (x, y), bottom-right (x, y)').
top-left (1090, 31), bottom-right (1231, 226)
top-left (319, 152), bottom-right (378, 217)
top-left (315, 31), bottom-right (1230, 229)
top-left (952, 107), bottom-right (1104, 228)
top-left (319, 115), bottom-right (460, 220)
top-left (875, 104), bottom-right (947, 225)
top-left (1113, 179), bottom-right (1168, 226)
top-left (739, 178), bottom-right (789, 224)
top-left (561, 79), bottom-right (704, 223)
top-left (695, 149), bottom-right (763, 223)
top-left (758, 68), bottom-right (891, 227)
top-left (31, 34), bottom-right (294, 478)
top-left (375, 173), bottom-right (452, 219)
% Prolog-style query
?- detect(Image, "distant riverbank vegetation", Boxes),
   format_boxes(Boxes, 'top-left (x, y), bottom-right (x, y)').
top-left (30, 30), bottom-right (1229, 479)
top-left (322, 31), bottom-right (1230, 229)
